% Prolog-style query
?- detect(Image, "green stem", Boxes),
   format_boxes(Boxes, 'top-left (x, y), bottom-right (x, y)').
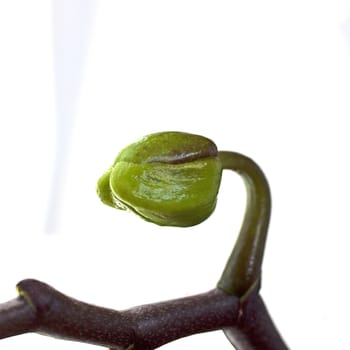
top-left (217, 151), bottom-right (271, 297)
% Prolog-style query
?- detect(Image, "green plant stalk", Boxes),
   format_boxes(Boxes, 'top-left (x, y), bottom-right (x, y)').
top-left (217, 151), bottom-right (271, 298)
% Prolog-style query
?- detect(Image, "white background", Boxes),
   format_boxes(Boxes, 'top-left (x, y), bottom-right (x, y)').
top-left (1, 1), bottom-right (350, 349)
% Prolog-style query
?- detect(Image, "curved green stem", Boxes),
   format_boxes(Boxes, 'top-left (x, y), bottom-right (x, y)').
top-left (217, 151), bottom-right (271, 297)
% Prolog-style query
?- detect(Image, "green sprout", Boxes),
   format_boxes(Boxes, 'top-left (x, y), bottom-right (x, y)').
top-left (97, 132), bottom-right (222, 227)
top-left (0, 131), bottom-right (288, 350)
top-left (97, 131), bottom-right (271, 298)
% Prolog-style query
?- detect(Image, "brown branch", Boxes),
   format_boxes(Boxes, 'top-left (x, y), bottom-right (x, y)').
top-left (0, 279), bottom-right (240, 349)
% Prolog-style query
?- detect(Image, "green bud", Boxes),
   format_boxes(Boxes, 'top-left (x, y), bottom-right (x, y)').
top-left (97, 132), bottom-right (222, 227)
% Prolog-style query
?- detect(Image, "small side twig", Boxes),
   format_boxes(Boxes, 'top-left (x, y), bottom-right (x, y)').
top-left (224, 288), bottom-right (288, 350)
top-left (0, 297), bottom-right (36, 338)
